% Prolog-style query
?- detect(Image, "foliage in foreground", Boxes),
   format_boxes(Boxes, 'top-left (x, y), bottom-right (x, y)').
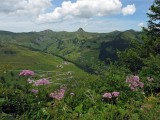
top-left (0, 63), bottom-right (159, 120)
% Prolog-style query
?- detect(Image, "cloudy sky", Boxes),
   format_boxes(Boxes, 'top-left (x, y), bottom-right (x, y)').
top-left (0, 0), bottom-right (153, 33)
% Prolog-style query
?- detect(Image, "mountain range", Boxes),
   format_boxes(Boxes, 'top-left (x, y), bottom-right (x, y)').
top-left (0, 28), bottom-right (142, 72)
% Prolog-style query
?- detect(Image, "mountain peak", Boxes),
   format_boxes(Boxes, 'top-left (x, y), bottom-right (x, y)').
top-left (77, 27), bottom-right (85, 33)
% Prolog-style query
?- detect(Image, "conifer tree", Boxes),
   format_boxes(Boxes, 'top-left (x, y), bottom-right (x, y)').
top-left (145, 0), bottom-right (160, 54)
top-left (147, 0), bottom-right (160, 36)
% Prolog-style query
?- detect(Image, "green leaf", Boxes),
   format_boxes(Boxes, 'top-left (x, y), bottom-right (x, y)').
top-left (75, 104), bottom-right (83, 113)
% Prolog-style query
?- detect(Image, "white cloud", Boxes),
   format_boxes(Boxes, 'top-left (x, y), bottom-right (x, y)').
top-left (0, 0), bottom-right (52, 15)
top-left (0, 0), bottom-right (136, 24)
top-left (122, 4), bottom-right (136, 16)
top-left (138, 22), bottom-right (144, 27)
top-left (0, 0), bottom-right (138, 32)
top-left (37, 0), bottom-right (124, 23)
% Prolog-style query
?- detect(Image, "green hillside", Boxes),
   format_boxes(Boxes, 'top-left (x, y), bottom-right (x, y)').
top-left (0, 45), bottom-right (92, 85)
top-left (0, 29), bottom-right (142, 72)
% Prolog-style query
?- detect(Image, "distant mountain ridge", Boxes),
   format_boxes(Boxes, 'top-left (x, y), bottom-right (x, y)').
top-left (0, 28), bottom-right (142, 71)
top-left (0, 28), bottom-right (137, 34)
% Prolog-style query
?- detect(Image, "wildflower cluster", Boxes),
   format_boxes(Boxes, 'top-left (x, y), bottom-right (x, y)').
top-left (49, 87), bottom-right (66, 100)
top-left (19, 70), bottom-right (35, 76)
top-left (19, 70), bottom-right (52, 99)
top-left (103, 92), bottom-right (120, 99)
top-left (126, 75), bottom-right (144, 91)
top-left (33, 78), bottom-right (51, 86)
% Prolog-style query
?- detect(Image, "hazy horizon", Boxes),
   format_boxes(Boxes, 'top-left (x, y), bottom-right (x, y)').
top-left (0, 27), bottom-right (142, 34)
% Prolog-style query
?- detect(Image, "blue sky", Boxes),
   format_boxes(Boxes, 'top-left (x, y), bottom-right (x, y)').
top-left (0, 0), bottom-right (153, 33)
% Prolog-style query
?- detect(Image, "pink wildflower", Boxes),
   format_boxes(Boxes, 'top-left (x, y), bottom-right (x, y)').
top-left (112, 92), bottom-right (120, 97)
top-left (126, 75), bottom-right (139, 83)
top-left (126, 75), bottom-right (144, 91)
top-left (33, 78), bottom-right (51, 86)
top-left (103, 93), bottom-right (112, 99)
top-left (132, 82), bottom-right (139, 87)
top-left (133, 76), bottom-right (140, 82)
top-left (49, 88), bottom-right (66, 100)
top-left (19, 70), bottom-right (34, 76)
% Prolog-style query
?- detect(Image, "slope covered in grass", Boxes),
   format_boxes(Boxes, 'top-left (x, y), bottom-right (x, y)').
top-left (0, 45), bottom-right (93, 85)
top-left (0, 29), bottom-right (142, 72)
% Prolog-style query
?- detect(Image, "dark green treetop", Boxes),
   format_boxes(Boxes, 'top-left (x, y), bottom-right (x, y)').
top-left (147, 0), bottom-right (160, 36)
